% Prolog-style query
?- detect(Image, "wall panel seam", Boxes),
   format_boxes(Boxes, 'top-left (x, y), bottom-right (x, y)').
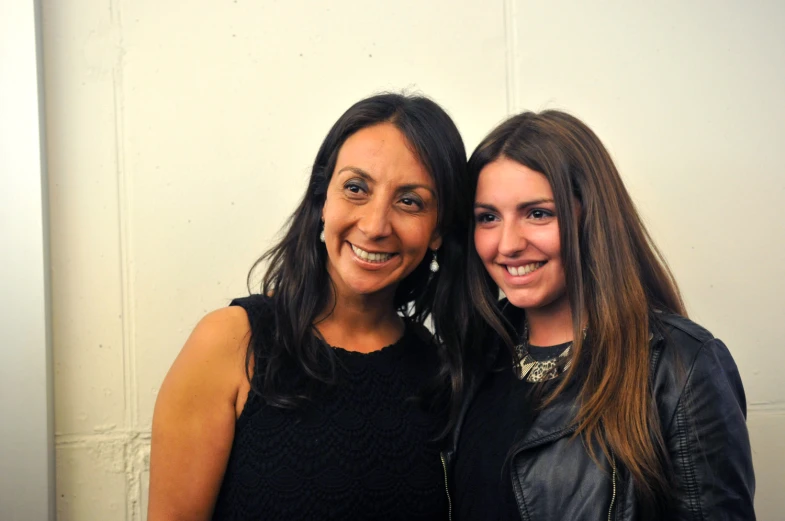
top-left (748, 402), bottom-right (785, 414)
top-left (503, 0), bottom-right (519, 115)
top-left (111, 0), bottom-right (135, 435)
top-left (110, 0), bottom-right (140, 519)
top-left (55, 430), bottom-right (151, 447)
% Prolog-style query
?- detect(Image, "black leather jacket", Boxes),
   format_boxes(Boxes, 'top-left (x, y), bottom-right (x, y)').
top-left (443, 313), bottom-right (756, 520)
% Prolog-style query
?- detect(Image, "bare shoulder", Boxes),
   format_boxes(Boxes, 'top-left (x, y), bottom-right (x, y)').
top-left (158, 305), bottom-right (252, 411)
top-left (185, 306), bottom-right (252, 360)
top-left (148, 306), bottom-right (252, 521)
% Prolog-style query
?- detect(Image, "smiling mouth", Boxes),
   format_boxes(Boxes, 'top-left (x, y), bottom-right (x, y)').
top-left (351, 244), bottom-right (395, 263)
top-left (505, 262), bottom-right (545, 276)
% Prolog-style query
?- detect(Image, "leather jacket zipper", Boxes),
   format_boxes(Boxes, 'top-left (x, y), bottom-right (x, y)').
top-left (608, 451), bottom-right (617, 521)
top-left (440, 452), bottom-right (453, 521)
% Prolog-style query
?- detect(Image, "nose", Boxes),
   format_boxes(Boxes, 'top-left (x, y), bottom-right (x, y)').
top-left (357, 200), bottom-right (392, 239)
top-left (497, 219), bottom-right (526, 257)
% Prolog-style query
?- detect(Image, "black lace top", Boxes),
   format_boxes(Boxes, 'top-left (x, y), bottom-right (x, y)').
top-left (211, 296), bottom-right (448, 521)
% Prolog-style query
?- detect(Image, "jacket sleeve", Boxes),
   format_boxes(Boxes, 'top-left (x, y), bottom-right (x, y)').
top-left (667, 338), bottom-right (756, 520)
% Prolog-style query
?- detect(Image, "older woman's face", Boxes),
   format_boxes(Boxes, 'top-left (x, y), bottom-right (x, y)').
top-left (473, 158), bottom-right (568, 313)
top-left (321, 123), bottom-right (441, 301)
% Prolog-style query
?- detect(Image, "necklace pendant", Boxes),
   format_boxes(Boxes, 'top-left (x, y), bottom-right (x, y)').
top-left (515, 357), bottom-right (537, 380)
top-left (513, 341), bottom-right (573, 382)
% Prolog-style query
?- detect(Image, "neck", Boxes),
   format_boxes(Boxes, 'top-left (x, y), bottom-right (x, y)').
top-left (524, 299), bottom-right (574, 347)
top-left (315, 284), bottom-right (404, 352)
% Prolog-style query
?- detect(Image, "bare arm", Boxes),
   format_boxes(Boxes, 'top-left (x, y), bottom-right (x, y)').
top-left (148, 307), bottom-right (251, 521)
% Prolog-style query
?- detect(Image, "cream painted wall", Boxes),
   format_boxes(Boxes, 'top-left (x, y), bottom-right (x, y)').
top-left (42, 0), bottom-right (783, 520)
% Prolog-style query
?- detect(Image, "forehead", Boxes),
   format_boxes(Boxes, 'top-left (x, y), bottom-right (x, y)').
top-left (475, 158), bottom-right (552, 201)
top-left (333, 123), bottom-right (433, 187)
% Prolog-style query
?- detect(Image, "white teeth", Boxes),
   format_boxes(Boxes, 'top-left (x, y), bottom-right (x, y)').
top-left (506, 262), bottom-right (544, 276)
top-left (351, 244), bottom-right (393, 263)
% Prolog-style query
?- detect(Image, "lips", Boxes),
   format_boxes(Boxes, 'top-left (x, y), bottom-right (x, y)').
top-left (505, 261), bottom-right (545, 276)
top-left (350, 243), bottom-right (395, 263)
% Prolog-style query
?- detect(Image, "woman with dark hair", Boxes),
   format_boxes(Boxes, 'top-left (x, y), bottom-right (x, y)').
top-left (446, 110), bottom-right (755, 520)
top-left (148, 93), bottom-right (475, 521)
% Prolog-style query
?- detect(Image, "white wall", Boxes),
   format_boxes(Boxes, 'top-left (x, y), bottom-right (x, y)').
top-left (0, 0), bottom-right (54, 519)
top-left (41, 0), bottom-right (783, 519)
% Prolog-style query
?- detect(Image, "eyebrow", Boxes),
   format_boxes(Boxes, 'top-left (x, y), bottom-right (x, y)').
top-left (473, 198), bottom-right (555, 211)
top-left (337, 166), bottom-right (373, 179)
top-left (336, 166), bottom-right (436, 196)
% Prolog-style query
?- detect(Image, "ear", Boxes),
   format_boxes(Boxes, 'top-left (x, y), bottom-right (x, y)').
top-left (429, 232), bottom-right (442, 251)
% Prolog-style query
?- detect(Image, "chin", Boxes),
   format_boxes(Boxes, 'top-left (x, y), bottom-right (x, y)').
top-left (345, 279), bottom-right (391, 296)
top-left (505, 289), bottom-right (568, 313)
top-left (505, 296), bottom-right (535, 310)
top-left (350, 285), bottom-right (382, 296)
top-left (501, 288), bottom-right (539, 309)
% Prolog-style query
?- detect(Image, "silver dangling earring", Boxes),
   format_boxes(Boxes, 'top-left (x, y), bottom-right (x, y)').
top-left (429, 250), bottom-right (439, 273)
top-left (319, 227), bottom-right (325, 243)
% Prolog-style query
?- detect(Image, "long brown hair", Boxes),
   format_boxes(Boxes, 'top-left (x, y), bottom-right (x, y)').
top-left (467, 110), bottom-right (686, 504)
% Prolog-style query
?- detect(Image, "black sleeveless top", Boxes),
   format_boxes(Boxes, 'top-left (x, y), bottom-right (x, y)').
top-left (211, 296), bottom-right (448, 521)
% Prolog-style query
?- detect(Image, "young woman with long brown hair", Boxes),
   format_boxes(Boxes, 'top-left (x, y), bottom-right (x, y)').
top-left (445, 110), bottom-right (755, 520)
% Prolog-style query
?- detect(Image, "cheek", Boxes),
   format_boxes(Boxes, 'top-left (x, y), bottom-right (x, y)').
top-left (545, 232), bottom-right (563, 259)
top-left (529, 226), bottom-right (562, 258)
top-left (322, 198), bottom-right (347, 231)
top-left (401, 216), bottom-right (438, 253)
top-left (321, 198), bottom-right (334, 225)
top-left (473, 229), bottom-right (496, 262)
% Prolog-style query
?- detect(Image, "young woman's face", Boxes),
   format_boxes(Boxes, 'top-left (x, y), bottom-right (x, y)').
top-left (321, 123), bottom-right (441, 300)
top-left (473, 158), bottom-right (568, 312)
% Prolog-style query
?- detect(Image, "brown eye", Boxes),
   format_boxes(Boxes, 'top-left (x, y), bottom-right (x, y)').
top-left (344, 180), bottom-right (367, 195)
top-left (529, 209), bottom-right (554, 220)
top-left (398, 194), bottom-right (424, 210)
top-left (475, 213), bottom-right (498, 224)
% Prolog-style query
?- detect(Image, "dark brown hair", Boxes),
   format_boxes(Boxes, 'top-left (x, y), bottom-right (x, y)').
top-left (467, 110), bottom-right (686, 505)
top-left (247, 93), bottom-right (477, 435)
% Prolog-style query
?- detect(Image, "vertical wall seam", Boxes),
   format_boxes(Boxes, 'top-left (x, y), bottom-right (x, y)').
top-left (110, 0), bottom-right (139, 519)
top-left (503, 0), bottom-right (519, 115)
top-left (110, 0), bottom-right (130, 438)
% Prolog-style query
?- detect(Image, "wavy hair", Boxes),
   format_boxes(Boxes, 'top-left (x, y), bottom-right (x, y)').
top-left (467, 110), bottom-right (686, 506)
top-left (247, 93), bottom-right (477, 433)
